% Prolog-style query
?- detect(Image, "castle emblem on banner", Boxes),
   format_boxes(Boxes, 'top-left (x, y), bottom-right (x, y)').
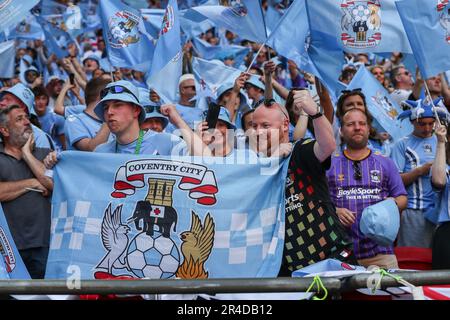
top-left (94, 160), bottom-right (218, 281)
top-left (107, 10), bottom-right (140, 48)
top-left (437, 0), bottom-right (450, 43)
top-left (340, 0), bottom-right (382, 49)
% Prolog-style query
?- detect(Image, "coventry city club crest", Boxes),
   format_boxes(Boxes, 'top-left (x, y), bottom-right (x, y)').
top-left (221, 0), bottom-right (248, 17)
top-left (437, 0), bottom-right (450, 43)
top-left (160, 4), bottom-right (174, 35)
top-left (107, 10), bottom-right (140, 48)
top-left (371, 91), bottom-right (398, 120)
top-left (341, 0), bottom-right (382, 49)
top-left (94, 159), bottom-right (218, 280)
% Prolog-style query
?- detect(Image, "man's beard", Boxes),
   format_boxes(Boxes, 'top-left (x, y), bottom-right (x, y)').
top-left (10, 127), bottom-right (32, 147)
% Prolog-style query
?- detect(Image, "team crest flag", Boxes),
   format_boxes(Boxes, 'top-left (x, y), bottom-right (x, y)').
top-left (45, 152), bottom-right (287, 280)
top-left (306, 0), bottom-right (411, 54)
top-left (396, 0), bottom-right (450, 79)
top-left (347, 66), bottom-right (412, 140)
top-left (0, 0), bottom-right (40, 32)
top-left (99, 0), bottom-right (155, 73)
top-left (0, 204), bottom-right (30, 279)
top-left (0, 41), bottom-right (16, 78)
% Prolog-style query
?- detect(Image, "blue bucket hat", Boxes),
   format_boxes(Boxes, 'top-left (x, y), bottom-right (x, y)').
top-left (82, 54), bottom-right (100, 65)
top-left (216, 82), bottom-right (247, 106)
top-left (138, 87), bottom-right (169, 129)
top-left (0, 83), bottom-right (35, 115)
top-left (217, 106), bottom-right (236, 129)
top-left (360, 198), bottom-right (400, 247)
top-left (94, 80), bottom-right (145, 123)
top-left (245, 75), bottom-right (265, 92)
top-left (398, 98), bottom-right (450, 123)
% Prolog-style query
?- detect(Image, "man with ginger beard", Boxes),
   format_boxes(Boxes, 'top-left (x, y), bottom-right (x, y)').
top-left (0, 105), bottom-right (53, 278)
top-left (251, 90), bottom-right (354, 275)
top-left (327, 108), bottom-right (407, 269)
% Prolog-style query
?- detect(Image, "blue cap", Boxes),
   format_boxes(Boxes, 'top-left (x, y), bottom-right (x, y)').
top-left (216, 82), bottom-right (247, 104)
top-left (94, 80), bottom-right (145, 124)
top-left (217, 106), bottom-right (236, 129)
top-left (360, 198), bottom-right (400, 247)
top-left (82, 54), bottom-right (100, 65)
top-left (0, 83), bottom-right (35, 115)
top-left (24, 66), bottom-right (39, 76)
top-left (22, 54), bottom-right (33, 65)
top-left (245, 75), bottom-right (265, 91)
top-left (138, 87), bottom-right (169, 128)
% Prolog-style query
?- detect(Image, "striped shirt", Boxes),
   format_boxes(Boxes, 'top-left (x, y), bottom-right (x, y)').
top-left (327, 150), bottom-right (407, 259)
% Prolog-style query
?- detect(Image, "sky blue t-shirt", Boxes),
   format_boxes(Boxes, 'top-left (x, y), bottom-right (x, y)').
top-left (390, 134), bottom-right (437, 213)
top-left (32, 124), bottom-right (54, 150)
top-left (64, 111), bottom-right (106, 150)
top-left (38, 111), bottom-right (65, 151)
top-left (94, 130), bottom-right (187, 156)
top-left (64, 104), bottom-right (86, 118)
top-left (430, 165), bottom-right (450, 224)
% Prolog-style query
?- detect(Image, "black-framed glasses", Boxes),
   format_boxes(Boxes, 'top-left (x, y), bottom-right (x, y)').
top-left (100, 85), bottom-right (139, 102)
top-left (353, 160), bottom-right (362, 180)
top-left (144, 105), bottom-right (161, 113)
top-left (341, 88), bottom-right (362, 95)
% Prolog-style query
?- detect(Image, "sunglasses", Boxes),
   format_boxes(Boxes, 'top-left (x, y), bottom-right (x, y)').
top-left (144, 105), bottom-right (161, 113)
top-left (100, 85), bottom-right (139, 102)
top-left (352, 161), bottom-right (362, 180)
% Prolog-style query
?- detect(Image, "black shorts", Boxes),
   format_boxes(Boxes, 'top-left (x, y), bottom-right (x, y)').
top-left (432, 222), bottom-right (450, 269)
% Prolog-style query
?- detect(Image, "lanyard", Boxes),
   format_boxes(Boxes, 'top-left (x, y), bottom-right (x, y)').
top-left (116, 129), bottom-right (144, 154)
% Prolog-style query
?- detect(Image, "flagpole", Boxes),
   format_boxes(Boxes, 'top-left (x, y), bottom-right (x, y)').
top-left (423, 79), bottom-right (447, 142)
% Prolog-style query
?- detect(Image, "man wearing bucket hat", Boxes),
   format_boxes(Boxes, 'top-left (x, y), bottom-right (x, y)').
top-left (391, 98), bottom-right (450, 248)
top-left (244, 76), bottom-right (265, 108)
top-left (327, 108), bottom-right (407, 269)
top-left (0, 83), bottom-right (55, 150)
top-left (138, 88), bottom-right (169, 133)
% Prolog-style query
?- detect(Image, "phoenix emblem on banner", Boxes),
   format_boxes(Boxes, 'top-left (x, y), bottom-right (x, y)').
top-left (95, 165), bottom-right (217, 281)
top-left (438, 0), bottom-right (450, 43)
top-left (340, 0), bottom-right (382, 49)
top-left (15, 20), bottom-right (31, 34)
top-left (108, 10), bottom-right (140, 48)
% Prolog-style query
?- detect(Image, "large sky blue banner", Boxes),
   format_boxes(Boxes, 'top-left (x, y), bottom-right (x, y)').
top-left (45, 152), bottom-right (287, 280)
top-left (347, 67), bottom-right (413, 140)
top-left (0, 0), bottom-right (40, 32)
top-left (0, 205), bottom-right (30, 279)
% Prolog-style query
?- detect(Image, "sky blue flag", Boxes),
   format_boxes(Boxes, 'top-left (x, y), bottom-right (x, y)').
top-left (99, 0), bottom-right (155, 73)
top-left (0, 205), bottom-right (31, 279)
top-left (191, 36), bottom-right (250, 68)
top-left (146, 0), bottom-right (182, 103)
top-left (45, 152), bottom-right (287, 280)
top-left (0, 41), bottom-right (16, 78)
top-left (347, 66), bottom-right (412, 140)
top-left (265, 1), bottom-right (285, 35)
top-left (184, 0), bottom-right (267, 43)
top-left (7, 16), bottom-right (44, 40)
top-left (306, 0), bottom-right (411, 54)
top-left (179, 14), bottom-right (215, 40)
top-left (192, 57), bottom-right (242, 99)
top-left (141, 8), bottom-right (164, 38)
top-left (0, 0), bottom-right (40, 32)
top-left (396, 0), bottom-right (450, 79)
top-left (36, 15), bottom-right (69, 60)
top-left (78, 0), bottom-right (101, 32)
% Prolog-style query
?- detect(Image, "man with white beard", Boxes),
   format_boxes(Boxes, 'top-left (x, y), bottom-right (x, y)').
top-left (0, 105), bottom-right (53, 279)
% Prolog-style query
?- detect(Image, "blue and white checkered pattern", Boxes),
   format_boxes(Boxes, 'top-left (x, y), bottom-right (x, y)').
top-left (46, 152), bottom-right (288, 279)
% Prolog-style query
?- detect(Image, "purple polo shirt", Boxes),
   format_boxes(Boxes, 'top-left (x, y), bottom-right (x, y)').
top-left (326, 150), bottom-right (407, 260)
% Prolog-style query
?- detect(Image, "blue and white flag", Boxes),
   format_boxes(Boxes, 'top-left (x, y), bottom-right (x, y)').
top-left (146, 0), bottom-right (182, 103)
top-left (396, 0), bottom-right (450, 79)
top-left (191, 37), bottom-right (249, 68)
top-left (306, 0), bottom-right (411, 54)
top-left (265, 1), bottom-right (285, 35)
top-left (140, 8), bottom-right (164, 38)
top-left (192, 57), bottom-right (241, 99)
top-left (184, 0), bottom-right (267, 43)
top-left (347, 66), bottom-right (412, 140)
top-left (0, 41), bottom-right (16, 79)
top-left (0, 0), bottom-right (40, 32)
top-left (99, 0), bottom-right (155, 73)
top-left (0, 205), bottom-right (30, 279)
top-left (45, 152), bottom-right (287, 280)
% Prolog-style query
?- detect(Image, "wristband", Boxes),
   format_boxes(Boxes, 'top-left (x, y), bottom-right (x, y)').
top-left (309, 112), bottom-right (323, 120)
